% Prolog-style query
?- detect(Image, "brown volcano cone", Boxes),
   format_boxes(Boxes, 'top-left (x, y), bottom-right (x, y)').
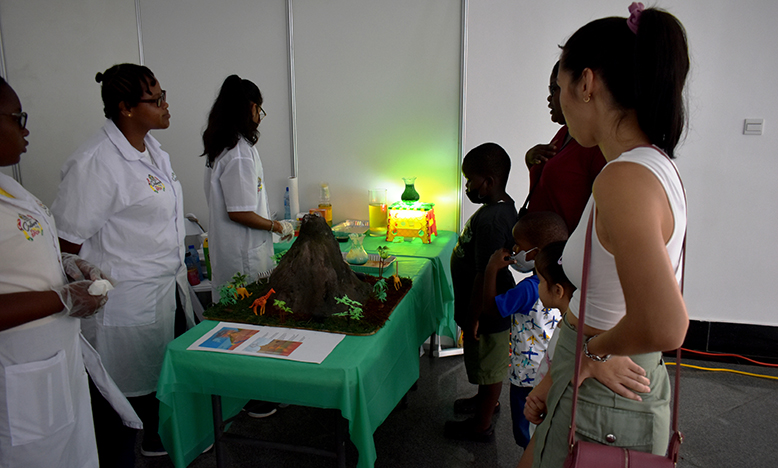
top-left (269, 214), bottom-right (371, 318)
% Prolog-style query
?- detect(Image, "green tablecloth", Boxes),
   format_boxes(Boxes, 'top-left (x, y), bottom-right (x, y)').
top-left (274, 229), bottom-right (457, 339)
top-left (157, 257), bottom-right (446, 468)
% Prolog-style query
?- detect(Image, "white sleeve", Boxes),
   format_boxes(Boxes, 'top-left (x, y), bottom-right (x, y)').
top-left (51, 152), bottom-right (120, 244)
top-left (219, 145), bottom-right (259, 213)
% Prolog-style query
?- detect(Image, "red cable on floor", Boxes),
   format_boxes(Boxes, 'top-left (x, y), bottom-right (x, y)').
top-left (680, 348), bottom-right (778, 368)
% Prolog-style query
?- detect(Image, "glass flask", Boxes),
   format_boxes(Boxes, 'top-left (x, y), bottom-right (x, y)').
top-left (345, 233), bottom-right (369, 265)
top-left (401, 177), bottom-right (420, 202)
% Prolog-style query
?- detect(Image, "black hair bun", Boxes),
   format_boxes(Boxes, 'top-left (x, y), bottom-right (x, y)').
top-left (95, 72), bottom-right (104, 83)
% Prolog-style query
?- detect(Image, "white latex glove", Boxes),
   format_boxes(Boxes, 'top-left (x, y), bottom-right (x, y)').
top-left (278, 220), bottom-right (295, 241)
top-left (61, 252), bottom-right (115, 284)
top-left (54, 280), bottom-right (109, 318)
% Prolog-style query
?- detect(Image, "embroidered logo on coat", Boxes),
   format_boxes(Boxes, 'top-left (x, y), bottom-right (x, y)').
top-left (17, 213), bottom-right (43, 241)
top-left (147, 174), bottom-right (166, 193)
top-left (171, 171), bottom-right (178, 182)
top-left (36, 200), bottom-right (52, 217)
top-left (257, 176), bottom-right (263, 193)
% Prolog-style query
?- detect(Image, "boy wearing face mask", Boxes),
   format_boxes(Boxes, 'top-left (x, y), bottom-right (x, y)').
top-left (481, 211), bottom-right (568, 449)
top-left (447, 143), bottom-right (516, 442)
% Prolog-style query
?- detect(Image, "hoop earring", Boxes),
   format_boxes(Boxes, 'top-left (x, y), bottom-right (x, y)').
top-left (583, 94), bottom-right (591, 103)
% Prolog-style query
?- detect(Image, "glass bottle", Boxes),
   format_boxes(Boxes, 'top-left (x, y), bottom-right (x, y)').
top-left (401, 177), bottom-right (420, 202)
top-left (319, 183), bottom-right (332, 226)
top-left (345, 233), bottom-right (369, 265)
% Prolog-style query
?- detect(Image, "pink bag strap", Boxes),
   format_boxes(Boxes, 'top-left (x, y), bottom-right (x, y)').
top-left (567, 208), bottom-right (686, 452)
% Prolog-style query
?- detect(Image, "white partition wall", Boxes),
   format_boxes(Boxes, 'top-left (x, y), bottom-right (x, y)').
top-left (291, 0), bottom-right (462, 231)
top-left (464, 1), bottom-right (778, 327)
top-left (3, 0), bottom-right (778, 328)
top-left (138, 0), bottom-right (292, 228)
top-left (0, 0), bottom-right (140, 203)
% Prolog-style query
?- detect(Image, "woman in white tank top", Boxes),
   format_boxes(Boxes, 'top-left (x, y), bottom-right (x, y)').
top-left (529, 5), bottom-right (691, 468)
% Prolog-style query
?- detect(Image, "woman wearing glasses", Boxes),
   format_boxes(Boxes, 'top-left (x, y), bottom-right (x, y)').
top-left (51, 63), bottom-right (195, 463)
top-left (202, 75), bottom-right (293, 305)
top-left (0, 77), bottom-right (141, 467)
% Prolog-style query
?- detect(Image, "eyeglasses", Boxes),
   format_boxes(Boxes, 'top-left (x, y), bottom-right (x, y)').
top-left (1, 112), bottom-right (27, 129)
top-left (138, 90), bottom-right (167, 108)
top-left (548, 84), bottom-right (560, 97)
top-left (258, 106), bottom-right (267, 121)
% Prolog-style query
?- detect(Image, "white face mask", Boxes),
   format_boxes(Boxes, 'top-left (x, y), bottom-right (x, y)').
top-left (509, 247), bottom-right (538, 273)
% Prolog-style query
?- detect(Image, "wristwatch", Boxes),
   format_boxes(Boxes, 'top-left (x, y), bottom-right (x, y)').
top-left (583, 335), bottom-right (612, 362)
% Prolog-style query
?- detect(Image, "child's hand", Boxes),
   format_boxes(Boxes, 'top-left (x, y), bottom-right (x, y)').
top-left (524, 376), bottom-right (551, 424)
top-left (487, 248), bottom-right (514, 271)
top-left (579, 355), bottom-right (651, 401)
top-left (524, 393), bottom-right (547, 424)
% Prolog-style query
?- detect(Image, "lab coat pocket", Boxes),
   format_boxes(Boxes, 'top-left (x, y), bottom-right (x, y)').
top-left (102, 280), bottom-right (158, 327)
top-left (246, 240), bottom-right (272, 278)
top-left (5, 350), bottom-right (75, 446)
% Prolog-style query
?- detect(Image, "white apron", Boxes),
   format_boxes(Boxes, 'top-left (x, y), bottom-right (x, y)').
top-left (0, 173), bottom-right (140, 468)
top-left (52, 120), bottom-right (195, 396)
top-left (205, 138), bottom-right (273, 302)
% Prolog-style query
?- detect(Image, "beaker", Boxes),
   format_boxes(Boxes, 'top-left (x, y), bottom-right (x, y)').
top-left (368, 188), bottom-right (387, 236)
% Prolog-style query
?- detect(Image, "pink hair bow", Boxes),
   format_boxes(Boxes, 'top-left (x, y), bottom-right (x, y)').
top-left (627, 2), bottom-right (645, 34)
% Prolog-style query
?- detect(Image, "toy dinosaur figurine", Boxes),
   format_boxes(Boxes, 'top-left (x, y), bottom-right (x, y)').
top-left (390, 261), bottom-right (401, 290)
top-left (250, 288), bottom-right (276, 315)
top-left (235, 287), bottom-right (252, 300)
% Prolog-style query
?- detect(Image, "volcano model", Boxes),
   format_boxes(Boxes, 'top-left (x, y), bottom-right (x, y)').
top-left (269, 214), bottom-right (371, 318)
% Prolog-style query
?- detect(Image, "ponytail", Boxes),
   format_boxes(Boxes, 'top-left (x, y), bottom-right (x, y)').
top-left (633, 9), bottom-right (689, 158)
top-left (201, 74), bottom-right (263, 166)
top-left (560, 7), bottom-right (689, 158)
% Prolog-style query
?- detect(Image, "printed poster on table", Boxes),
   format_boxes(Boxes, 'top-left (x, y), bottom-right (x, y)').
top-left (187, 322), bottom-right (345, 364)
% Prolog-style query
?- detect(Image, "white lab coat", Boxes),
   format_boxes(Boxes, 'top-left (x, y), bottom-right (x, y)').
top-left (0, 172), bottom-right (141, 468)
top-left (205, 138), bottom-right (273, 302)
top-left (51, 119), bottom-right (195, 397)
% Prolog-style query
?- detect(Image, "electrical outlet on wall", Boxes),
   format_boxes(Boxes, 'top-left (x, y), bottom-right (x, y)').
top-left (744, 119), bottom-right (764, 135)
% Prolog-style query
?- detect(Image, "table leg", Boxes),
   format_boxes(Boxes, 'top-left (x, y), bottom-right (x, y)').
top-left (336, 414), bottom-right (347, 468)
top-left (211, 395), bottom-right (226, 468)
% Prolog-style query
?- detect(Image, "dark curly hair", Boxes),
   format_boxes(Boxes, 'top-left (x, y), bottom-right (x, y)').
top-left (95, 64), bottom-right (157, 120)
top-left (201, 75), bottom-right (263, 167)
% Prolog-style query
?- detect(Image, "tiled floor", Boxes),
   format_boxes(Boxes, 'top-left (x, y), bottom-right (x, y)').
top-left (136, 352), bottom-right (778, 468)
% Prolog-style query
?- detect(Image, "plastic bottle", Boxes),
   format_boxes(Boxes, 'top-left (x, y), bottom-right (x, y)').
top-left (188, 245), bottom-right (203, 280)
top-left (203, 236), bottom-right (211, 280)
top-left (185, 252), bottom-right (200, 285)
top-left (284, 186), bottom-right (291, 220)
top-left (319, 182), bottom-right (332, 226)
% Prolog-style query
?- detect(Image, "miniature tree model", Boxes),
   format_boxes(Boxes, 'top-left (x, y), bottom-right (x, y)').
top-left (333, 295), bottom-right (364, 321)
top-left (376, 246), bottom-right (390, 278)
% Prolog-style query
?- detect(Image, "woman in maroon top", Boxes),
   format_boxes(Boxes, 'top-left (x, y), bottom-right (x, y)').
top-left (523, 62), bottom-right (606, 232)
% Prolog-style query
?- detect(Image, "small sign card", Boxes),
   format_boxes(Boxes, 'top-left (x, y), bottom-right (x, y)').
top-left (188, 322), bottom-right (345, 364)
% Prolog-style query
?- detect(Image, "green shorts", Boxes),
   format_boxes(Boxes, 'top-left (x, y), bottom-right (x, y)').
top-left (532, 315), bottom-right (671, 468)
top-left (463, 330), bottom-right (510, 385)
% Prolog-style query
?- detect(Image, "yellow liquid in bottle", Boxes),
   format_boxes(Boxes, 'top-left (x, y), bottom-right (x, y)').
top-left (318, 203), bottom-right (332, 226)
top-left (368, 203), bottom-right (387, 236)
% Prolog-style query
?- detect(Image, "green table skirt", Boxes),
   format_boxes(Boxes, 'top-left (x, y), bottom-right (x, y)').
top-left (157, 257), bottom-right (446, 468)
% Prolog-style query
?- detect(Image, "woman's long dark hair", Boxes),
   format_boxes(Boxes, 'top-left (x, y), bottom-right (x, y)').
top-left (560, 8), bottom-right (689, 158)
top-left (95, 64), bottom-right (157, 121)
top-left (201, 75), bottom-right (262, 167)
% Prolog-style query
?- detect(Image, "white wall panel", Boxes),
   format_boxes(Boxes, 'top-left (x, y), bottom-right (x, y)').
top-left (465, 0), bottom-right (778, 326)
top-left (0, 0), bottom-right (139, 204)
top-left (138, 0), bottom-right (291, 228)
top-left (291, 0), bottom-right (462, 231)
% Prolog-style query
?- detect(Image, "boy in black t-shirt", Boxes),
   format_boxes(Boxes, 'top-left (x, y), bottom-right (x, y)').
top-left (447, 142), bottom-right (517, 442)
